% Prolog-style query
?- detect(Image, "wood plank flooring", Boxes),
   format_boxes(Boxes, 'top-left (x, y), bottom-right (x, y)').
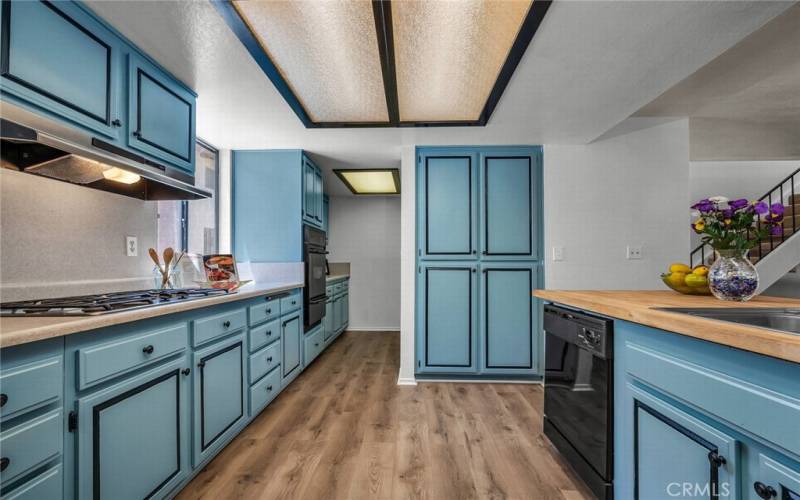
top-left (177, 332), bottom-right (594, 500)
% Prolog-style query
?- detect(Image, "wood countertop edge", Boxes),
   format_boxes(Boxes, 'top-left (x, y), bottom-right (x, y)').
top-left (533, 290), bottom-right (800, 364)
top-left (0, 281), bottom-right (304, 349)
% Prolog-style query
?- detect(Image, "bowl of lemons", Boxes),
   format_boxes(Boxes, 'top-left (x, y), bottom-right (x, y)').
top-left (661, 263), bottom-right (712, 295)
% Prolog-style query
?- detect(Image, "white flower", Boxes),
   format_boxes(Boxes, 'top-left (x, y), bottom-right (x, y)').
top-left (690, 210), bottom-right (701, 217)
top-left (709, 196), bottom-right (729, 204)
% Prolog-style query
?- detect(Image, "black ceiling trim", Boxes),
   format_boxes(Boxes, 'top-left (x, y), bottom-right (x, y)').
top-left (213, 0), bottom-right (552, 129)
top-left (372, 0), bottom-right (400, 125)
top-left (478, 0), bottom-right (552, 126)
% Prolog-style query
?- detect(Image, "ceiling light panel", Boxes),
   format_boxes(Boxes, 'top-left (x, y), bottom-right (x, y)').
top-left (336, 169), bottom-right (400, 194)
top-left (392, 0), bottom-right (532, 122)
top-left (232, 0), bottom-right (389, 123)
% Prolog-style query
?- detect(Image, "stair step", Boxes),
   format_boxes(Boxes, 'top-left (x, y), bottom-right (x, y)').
top-left (790, 193), bottom-right (800, 204)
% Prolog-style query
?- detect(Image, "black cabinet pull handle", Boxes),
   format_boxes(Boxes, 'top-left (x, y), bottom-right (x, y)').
top-left (314, 343), bottom-right (319, 347)
top-left (132, 130), bottom-right (142, 138)
top-left (266, 308), bottom-right (272, 314)
top-left (471, 250), bottom-right (476, 254)
top-left (754, 482), bottom-right (777, 499)
top-left (223, 320), bottom-right (231, 328)
top-left (266, 385), bottom-right (273, 391)
top-left (267, 356), bottom-right (273, 362)
top-left (0, 457), bottom-right (9, 472)
top-left (142, 345), bottom-right (154, 354)
top-left (472, 269), bottom-right (476, 273)
top-left (266, 330), bottom-right (272, 336)
top-left (111, 119), bottom-right (121, 127)
top-left (0, 394), bottom-right (7, 407)
top-left (291, 300), bottom-right (296, 305)
top-left (198, 361), bottom-right (205, 368)
top-left (181, 368), bottom-right (191, 376)
top-left (707, 450), bottom-right (726, 468)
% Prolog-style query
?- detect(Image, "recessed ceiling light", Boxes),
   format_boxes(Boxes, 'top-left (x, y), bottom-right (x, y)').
top-left (335, 169), bottom-right (400, 195)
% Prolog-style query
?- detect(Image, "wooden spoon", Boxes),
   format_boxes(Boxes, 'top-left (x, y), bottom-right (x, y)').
top-left (148, 248), bottom-right (162, 272)
top-left (163, 247), bottom-right (175, 272)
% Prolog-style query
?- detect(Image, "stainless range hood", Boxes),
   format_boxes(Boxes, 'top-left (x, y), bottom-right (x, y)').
top-left (0, 103), bottom-right (211, 201)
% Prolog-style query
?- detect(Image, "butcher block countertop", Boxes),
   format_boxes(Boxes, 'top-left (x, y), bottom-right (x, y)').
top-left (534, 290), bottom-right (800, 364)
top-left (0, 281), bottom-right (303, 348)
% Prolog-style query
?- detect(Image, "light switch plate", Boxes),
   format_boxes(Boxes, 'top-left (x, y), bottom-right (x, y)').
top-left (627, 245), bottom-right (643, 260)
top-left (552, 246), bottom-right (564, 261)
top-left (126, 236), bottom-right (138, 257)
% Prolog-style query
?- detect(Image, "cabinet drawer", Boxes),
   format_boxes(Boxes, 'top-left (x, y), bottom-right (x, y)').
top-left (250, 367), bottom-right (281, 416)
top-left (77, 323), bottom-right (187, 389)
top-left (333, 283), bottom-right (344, 294)
top-left (248, 297), bottom-right (280, 327)
top-left (249, 341), bottom-right (281, 384)
top-left (280, 292), bottom-right (301, 315)
top-left (326, 285), bottom-right (334, 296)
top-left (303, 326), bottom-right (324, 367)
top-left (0, 463), bottom-right (62, 500)
top-left (0, 356), bottom-right (62, 421)
top-left (249, 318), bottom-right (280, 353)
top-left (0, 409), bottom-right (62, 484)
top-left (193, 308), bottom-right (246, 346)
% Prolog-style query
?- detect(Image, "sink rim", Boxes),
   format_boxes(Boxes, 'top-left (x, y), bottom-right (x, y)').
top-left (655, 307), bottom-right (800, 335)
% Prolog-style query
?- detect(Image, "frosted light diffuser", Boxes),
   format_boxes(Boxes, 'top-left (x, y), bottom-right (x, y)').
top-left (232, 0), bottom-right (389, 123)
top-left (335, 169), bottom-right (400, 194)
top-left (392, 0), bottom-right (533, 122)
top-left (102, 167), bottom-right (141, 184)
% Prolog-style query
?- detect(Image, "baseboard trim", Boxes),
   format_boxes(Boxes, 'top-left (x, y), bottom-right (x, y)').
top-left (345, 327), bottom-right (400, 332)
top-left (396, 377), bottom-right (418, 386)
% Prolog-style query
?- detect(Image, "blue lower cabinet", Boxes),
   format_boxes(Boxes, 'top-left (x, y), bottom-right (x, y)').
top-left (0, 409), bottom-right (62, 486)
top-left (758, 455), bottom-right (800, 500)
top-left (303, 325), bottom-right (324, 367)
top-left (76, 358), bottom-right (190, 500)
top-left (341, 292), bottom-right (349, 330)
top-left (192, 335), bottom-right (245, 467)
top-left (249, 367), bottom-right (282, 417)
top-left (480, 263), bottom-right (539, 375)
top-left (323, 297), bottom-right (334, 341)
top-left (281, 314), bottom-right (302, 386)
top-left (0, 463), bottom-right (62, 500)
top-left (417, 264), bottom-right (477, 373)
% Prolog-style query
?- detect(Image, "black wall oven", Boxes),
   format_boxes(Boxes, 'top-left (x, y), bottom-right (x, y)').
top-left (543, 304), bottom-right (614, 500)
top-left (303, 225), bottom-right (327, 330)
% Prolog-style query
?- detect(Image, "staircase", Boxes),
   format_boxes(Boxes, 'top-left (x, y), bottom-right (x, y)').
top-left (689, 167), bottom-right (800, 292)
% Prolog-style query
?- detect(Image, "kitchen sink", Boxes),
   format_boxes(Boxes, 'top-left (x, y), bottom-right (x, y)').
top-left (657, 308), bottom-right (800, 335)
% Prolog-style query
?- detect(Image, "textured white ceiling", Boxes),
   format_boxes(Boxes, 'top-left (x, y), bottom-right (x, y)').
top-left (86, 0), bottom-right (793, 195)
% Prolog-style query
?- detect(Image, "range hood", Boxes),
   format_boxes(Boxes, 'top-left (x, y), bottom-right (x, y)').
top-left (0, 103), bottom-right (211, 201)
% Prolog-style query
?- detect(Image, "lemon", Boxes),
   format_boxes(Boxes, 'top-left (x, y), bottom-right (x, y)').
top-left (667, 272), bottom-right (687, 288)
top-left (684, 274), bottom-right (708, 287)
top-left (669, 263), bottom-right (692, 274)
top-left (692, 265), bottom-right (709, 276)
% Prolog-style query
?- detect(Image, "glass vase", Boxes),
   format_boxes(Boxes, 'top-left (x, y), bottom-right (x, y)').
top-left (708, 249), bottom-right (759, 301)
top-left (153, 265), bottom-right (182, 290)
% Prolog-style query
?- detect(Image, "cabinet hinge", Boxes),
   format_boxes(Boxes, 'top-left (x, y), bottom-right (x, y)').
top-left (418, 266), bottom-right (421, 274)
top-left (68, 411), bottom-right (78, 432)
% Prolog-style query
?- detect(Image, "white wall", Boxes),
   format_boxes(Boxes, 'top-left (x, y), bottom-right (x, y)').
top-left (397, 118), bottom-right (692, 383)
top-left (328, 195), bottom-right (401, 331)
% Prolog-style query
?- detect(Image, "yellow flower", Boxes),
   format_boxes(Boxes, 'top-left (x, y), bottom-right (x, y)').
top-left (724, 218), bottom-right (732, 226)
top-left (693, 219), bottom-right (705, 232)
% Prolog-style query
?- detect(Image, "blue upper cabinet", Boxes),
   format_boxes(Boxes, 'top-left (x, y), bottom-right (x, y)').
top-left (480, 151), bottom-right (541, 259)
top-left (301, 155), bottom-right (324, 229)
top-left (0, 0), bottom-right (196, 175)
top-left (0, 0), bottom-right (122, 139)
top-left (322, 194), bottom-right (330, 235)
top-left (418, 151), bottom-right (479, 259)
top-left (127, 53), bottom-right (195, 173)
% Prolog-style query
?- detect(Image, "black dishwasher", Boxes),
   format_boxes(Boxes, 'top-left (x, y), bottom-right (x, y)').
top-left (543, 304), bottom-right (614, 500)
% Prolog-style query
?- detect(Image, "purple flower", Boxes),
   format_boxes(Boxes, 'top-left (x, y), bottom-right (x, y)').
top-left (770, 203), bottom-right (785, 217)
top-left (770, 225), bottom-right (784, 236)
top-left (729, 198), bottom-right (749, 210)
top-left (691, 199), bottom-right (715, 213)
top-left (722, 208), bottom-right (734, 219)
top-left (753, 201), bottom-right (769, 215)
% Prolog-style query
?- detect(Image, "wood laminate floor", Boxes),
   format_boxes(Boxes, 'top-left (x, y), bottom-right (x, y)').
top-left (177, 331), bottom-right (594, 500)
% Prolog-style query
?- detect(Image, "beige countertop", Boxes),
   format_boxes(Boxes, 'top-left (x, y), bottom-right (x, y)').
top-left (0, 281), bottom-right (304, 349)
top-left (534, 290), bottom-right (800, 364)
top-left (326, 274), bottom-right (349, 283)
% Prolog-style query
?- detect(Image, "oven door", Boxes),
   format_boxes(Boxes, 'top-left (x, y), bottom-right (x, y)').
top-left (544, 332), bottom-right (612, 480)
top-left (306, 295), bottom-right (326, 329)
top-left (305, 251), bottom-right (327, 300)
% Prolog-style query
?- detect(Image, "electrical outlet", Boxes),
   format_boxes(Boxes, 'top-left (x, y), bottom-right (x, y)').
top-left (126, 236), bottom-right (138, 257)
top-left (552, 246), bottom-right (565, 261)
top-left (627, 245), bottom-right (643, 260)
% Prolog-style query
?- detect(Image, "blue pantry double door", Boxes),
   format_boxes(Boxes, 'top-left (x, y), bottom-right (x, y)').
top-left (416, 147), bottom-right (543, 376)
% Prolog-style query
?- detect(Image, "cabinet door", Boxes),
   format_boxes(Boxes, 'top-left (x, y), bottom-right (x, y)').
top-left (418, 152), bottom-right (478, 259)
top-left (332, 296), bottom-right (342, 334)
top-left (756, 455), bottom-right (800, 500)
top-left (127, 53), bottom-right (195, 173)
top-left (313, 167), bottom-right (324, 224)
top-left (303, 159), bottom-right (317, 225)
top-left (281, 314), bottom-right (302, 382)
top-left (193, 335), bottom-right (245, 466)
top-left (0, 0), bottom-right (122, 139)
top-left (480, 152), bottom-right (539, 259)
top-left (481, 263), bottom-right (538, 374)
top-left (323, 299), bottom-right (334, 341)
top-left (417, 264), bottom-right (478, 373)
top-left (631, 388), bottom-right (738, 500)
top-left (77, 359), bottom-right (190, 500)
top-left (342, 292), bottom-right (349, 328)
top-left (322, 195), bottom-right (330, 235)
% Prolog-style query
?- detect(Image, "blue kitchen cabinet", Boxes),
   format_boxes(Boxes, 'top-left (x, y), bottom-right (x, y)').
top-left (417, 152), bottom-right (478, 259)
top-left (479, 152), bottom-right (540, 259)
top-left (76, 358), bottom-right (190, 500)
top-left (0, 0), bottom-right (123, 139)
top-left (322, 195), bottom-right (330, 235)
top-left (281, 313), bottom-right (302, 386)
top-left (416, 263), bottom-right (478, 373)
top-left (480, 263), bottom-right (540, 375)
top-left (342, 290), bottom-right (349, 329)
top-left (323, 294), bottom-right (334, 342)
top-left (192, 334), bottom-right (245, 466)
top-left (302, 156), bottom-right (324, 228)
top-left (127, 53), bottom-right (196, 174)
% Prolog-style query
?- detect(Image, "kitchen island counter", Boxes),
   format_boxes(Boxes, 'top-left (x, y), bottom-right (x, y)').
top-left (0, 281), bottom-right (303, 348)
top-left (534, 290), bottom-right (800, 363)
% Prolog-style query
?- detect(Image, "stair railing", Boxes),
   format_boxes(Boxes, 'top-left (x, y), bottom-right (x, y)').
top-left (689, 166), bottom-right (799, 268)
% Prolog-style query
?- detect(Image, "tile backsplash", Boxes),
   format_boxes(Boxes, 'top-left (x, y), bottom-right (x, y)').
top-left (0, 169), bottom-right (157, 301)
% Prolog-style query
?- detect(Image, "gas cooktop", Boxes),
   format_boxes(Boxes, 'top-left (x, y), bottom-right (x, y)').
top-left (0, 288), bottom-right (232, 317)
